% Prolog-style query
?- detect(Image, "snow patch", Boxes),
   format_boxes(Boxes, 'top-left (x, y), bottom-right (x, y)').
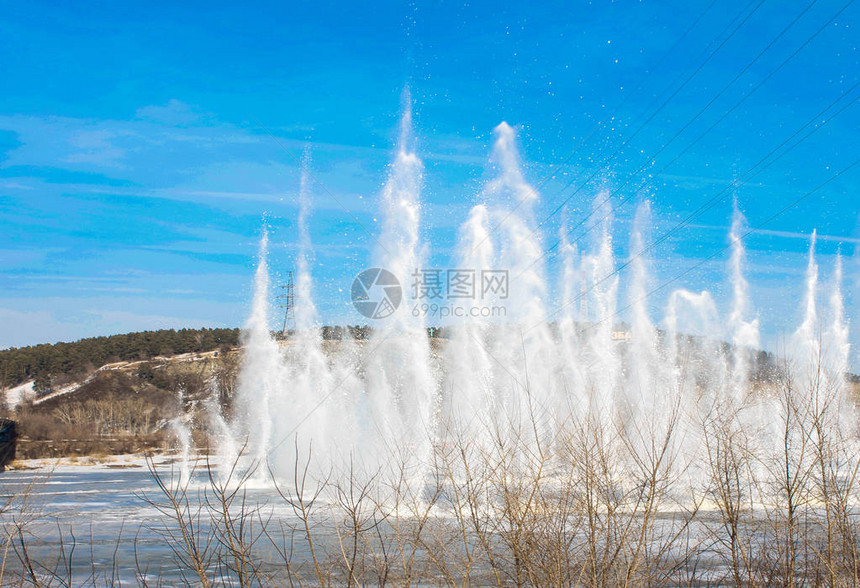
top-left (4, 380), bottom-right (35, 409)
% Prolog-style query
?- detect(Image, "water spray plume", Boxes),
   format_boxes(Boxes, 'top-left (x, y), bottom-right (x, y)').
top-left (219, 116), bottom-right (853, 498)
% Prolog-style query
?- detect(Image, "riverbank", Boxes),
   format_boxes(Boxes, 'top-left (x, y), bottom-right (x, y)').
top-left (3, 450), bottom-right (200, 471)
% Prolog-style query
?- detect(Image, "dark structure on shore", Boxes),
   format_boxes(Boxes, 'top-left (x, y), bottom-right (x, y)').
top-left (0, 419), bottom-right (17, 471)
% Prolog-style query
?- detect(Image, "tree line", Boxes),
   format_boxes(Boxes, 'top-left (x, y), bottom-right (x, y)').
top-left (0, 328), bottom-right (240, 391)
top-left (0, 325), bottom-right (446, 393)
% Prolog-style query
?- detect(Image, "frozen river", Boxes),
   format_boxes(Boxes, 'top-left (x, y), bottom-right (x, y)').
top-left (0, 456), bottom-right (840, 587)
top-left (0, 459), bottom-right (298, 585)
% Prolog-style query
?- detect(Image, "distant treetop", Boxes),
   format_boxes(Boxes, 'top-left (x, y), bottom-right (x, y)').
top-left (0, 327), bottom-right (240, 390)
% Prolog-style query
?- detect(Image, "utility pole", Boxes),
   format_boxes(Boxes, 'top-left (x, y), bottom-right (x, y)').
top-left (277, 271), bottom-right (296, 335)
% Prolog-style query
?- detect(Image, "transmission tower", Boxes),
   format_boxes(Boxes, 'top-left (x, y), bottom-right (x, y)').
top-left (277, 271), bottom-right (296, 335)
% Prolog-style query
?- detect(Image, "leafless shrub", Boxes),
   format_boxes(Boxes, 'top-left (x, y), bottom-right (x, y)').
top-left (1, 348), bottom-right (858, 586)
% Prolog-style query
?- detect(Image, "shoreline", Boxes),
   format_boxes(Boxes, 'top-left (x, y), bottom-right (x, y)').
top-left (5, 450), bottom-right (204, 471)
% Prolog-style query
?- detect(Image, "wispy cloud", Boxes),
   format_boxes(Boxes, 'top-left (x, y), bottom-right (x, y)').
top-left (687, 223), bottom-right (860, 246)
top-left (135, 99), bottom-right (211, 126)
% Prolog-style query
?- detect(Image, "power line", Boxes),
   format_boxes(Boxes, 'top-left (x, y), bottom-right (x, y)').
top-left (467, 0), bottom-right (753, 257)
top-left (537, 0), bottom-right (775, 226)
top-left (518, 0), bottom-right (856, 280)
top-left (577, 156), bottom-right (860, 337)
top-left (527, 82), bottom-right (859, 333)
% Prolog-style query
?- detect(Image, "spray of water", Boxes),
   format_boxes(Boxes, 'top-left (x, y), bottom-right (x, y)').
top-left (220, 110), bottom-right (853, 494)
top-left (169, 385), bottom-right (192, 485)
top-left (204, 378), bottom-right (236, 480)
top-left (793, 231), bottom-right (821, 395)
top-left (584, 195), bottom-right (621, 432)
top-left (364, 90), bottom-right (436, 474)
top-left (233, 231), bottom-right (285, 476)
top-left (275, 153), bottom-right (340, 476)
top-left (444, 203), bottom-right (495, 440)
top-left (728, 202), bottom-right (760, 404)
top-left (557, 210), bottom-right (587, 422)
top-left (625, 202), bottom-right (674, 454)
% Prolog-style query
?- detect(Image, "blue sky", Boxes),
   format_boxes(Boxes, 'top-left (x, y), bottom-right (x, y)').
top-left (0, 0), bottom-right (858, 364)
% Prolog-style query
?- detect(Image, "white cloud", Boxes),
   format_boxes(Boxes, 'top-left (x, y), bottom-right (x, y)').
top-left (687, 223), bottom-right (860, 246)
top-left (135, 99), bottom-right (208, 126)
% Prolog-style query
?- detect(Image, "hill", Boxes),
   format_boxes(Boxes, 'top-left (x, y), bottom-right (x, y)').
top-left (0, 328), bottom-right (240, 395)
top-left (6, 346), bottom-right (240, 459)
top-left (2, 326), bottom-right (857, 461)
